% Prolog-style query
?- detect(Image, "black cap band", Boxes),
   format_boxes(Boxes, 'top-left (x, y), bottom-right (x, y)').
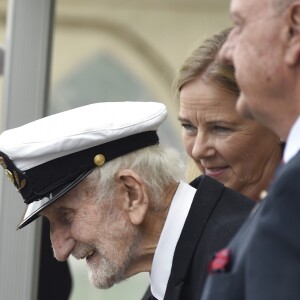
top-left (1, 131), bottom-right (159, 204)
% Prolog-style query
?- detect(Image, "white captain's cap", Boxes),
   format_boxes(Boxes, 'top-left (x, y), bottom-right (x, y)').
top-left (0, 101), bottom-right (167, 229)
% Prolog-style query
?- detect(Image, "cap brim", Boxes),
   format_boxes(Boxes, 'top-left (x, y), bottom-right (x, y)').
top-left (17, 168), bottom-right (94, 229)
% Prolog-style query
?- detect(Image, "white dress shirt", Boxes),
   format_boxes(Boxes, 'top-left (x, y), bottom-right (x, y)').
top-left (283, 116), bottom-right (300, 163)
top-left (150, 181), bottom-right (196, 300)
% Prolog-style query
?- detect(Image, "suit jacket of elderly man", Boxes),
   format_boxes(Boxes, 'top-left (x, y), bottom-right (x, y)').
top-left (201, 150), bottom-right (300, 300)
top-left (142, 174), bottom-right (254, 300)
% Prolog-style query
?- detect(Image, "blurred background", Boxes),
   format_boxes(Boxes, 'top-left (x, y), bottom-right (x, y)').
top-left (0, 0), bottom-right (231, 299)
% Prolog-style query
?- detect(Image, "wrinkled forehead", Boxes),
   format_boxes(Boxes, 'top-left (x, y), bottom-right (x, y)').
top-left (230, 0), bottom-right (275, 19)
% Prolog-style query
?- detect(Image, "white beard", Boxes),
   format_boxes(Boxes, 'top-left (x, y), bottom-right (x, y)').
top-left (88, 228), bottom-right (142, 289)
top-left (72, 224), bottom-right (142, 289)
top-left (87, 253), bottom-right (120, 289)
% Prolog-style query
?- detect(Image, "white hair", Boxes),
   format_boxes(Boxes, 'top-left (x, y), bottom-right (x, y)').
top-left (90, 145), bottom-right (184, 209)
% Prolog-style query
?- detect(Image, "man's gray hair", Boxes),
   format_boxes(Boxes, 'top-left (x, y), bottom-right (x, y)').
top-left (92, 145), bottom-right (185, 208)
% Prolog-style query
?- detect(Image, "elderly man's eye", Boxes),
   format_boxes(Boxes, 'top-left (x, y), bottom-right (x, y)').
top-left (59, 210), bottom-right (74, 224)
top-left (232, 20), bottom-right (244, 34)
top-left (235, 26), bottom-right (242, 34)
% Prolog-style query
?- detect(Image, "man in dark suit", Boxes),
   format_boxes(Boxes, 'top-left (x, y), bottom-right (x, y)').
top-left (201, 0), bottom-right (300, 299)
top-left (0, 101), bottom-right (253, 300)
top-left (143, 175), bottom-right (253, 300)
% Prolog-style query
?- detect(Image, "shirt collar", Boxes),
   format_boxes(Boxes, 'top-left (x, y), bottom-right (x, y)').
top-left (283, 116), bottom-right (300, 163)
top-left (150, 181), bottom-right (196, 300)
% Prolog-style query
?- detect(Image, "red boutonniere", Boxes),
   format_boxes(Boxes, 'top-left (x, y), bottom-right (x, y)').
top-left (208, 248), bottom-right (231, 274)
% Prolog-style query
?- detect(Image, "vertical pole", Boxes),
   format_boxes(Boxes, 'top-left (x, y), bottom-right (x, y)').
top-left (0, 0), bottom-right (55, 299)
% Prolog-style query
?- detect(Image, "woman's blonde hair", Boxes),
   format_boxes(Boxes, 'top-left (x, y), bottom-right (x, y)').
top-left (174, 27), bottom-right (239, 98)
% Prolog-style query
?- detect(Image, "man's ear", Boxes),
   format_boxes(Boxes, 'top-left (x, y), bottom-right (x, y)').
top-left (116, 169), bottom-right (149, 225)
top-left (285, 2), bottom-right (300, 66)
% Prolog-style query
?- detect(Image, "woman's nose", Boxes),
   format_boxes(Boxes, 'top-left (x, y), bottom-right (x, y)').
top-left (191, 133), bottom-right (216, 160)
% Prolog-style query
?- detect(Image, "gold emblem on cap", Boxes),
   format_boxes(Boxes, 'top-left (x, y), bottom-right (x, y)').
top-left (0, 156), bottom-right (7, 169)
top-left (0, 156), bottom-right (26, 191)
top-left (5, 169), bottom-right (14, 183)
top-left (94, 154), bottom-right (106, 166)
top-left (13, 170), bottom-right (27, 191)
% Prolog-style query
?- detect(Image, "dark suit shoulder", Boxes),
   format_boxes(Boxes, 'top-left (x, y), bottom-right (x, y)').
top-left (165, 175), bottom-right (254, 300)
top-left (191, 175), bottom-right (254, 214)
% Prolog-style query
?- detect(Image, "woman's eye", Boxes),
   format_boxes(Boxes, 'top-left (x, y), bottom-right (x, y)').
top-left (181, 123), bottom-right (195, 131)
top-left (181, 123), bottom-right (198, 136)
top-left (213, 125), bottom-right (232, 133)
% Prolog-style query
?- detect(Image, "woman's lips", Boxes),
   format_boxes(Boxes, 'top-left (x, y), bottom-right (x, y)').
top-left (205, 167), bottom-right (228, 178)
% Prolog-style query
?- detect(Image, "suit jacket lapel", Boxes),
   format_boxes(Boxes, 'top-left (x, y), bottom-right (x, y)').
top-left (164, 175), bottom-right (224, 299)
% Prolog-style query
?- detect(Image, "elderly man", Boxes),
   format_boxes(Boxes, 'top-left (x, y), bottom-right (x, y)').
top-left (0, 101), bottom-right (253, 300)
top-left (201, 1), bottom-right (300, 300)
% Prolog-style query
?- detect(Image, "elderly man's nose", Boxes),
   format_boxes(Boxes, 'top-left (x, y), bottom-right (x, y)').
top-left (218, 29), bottom-right (236, 64)
top-left (219, 39), bottom-right (233, 64)
top-left (50, 227), bottom-right (75, 261)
